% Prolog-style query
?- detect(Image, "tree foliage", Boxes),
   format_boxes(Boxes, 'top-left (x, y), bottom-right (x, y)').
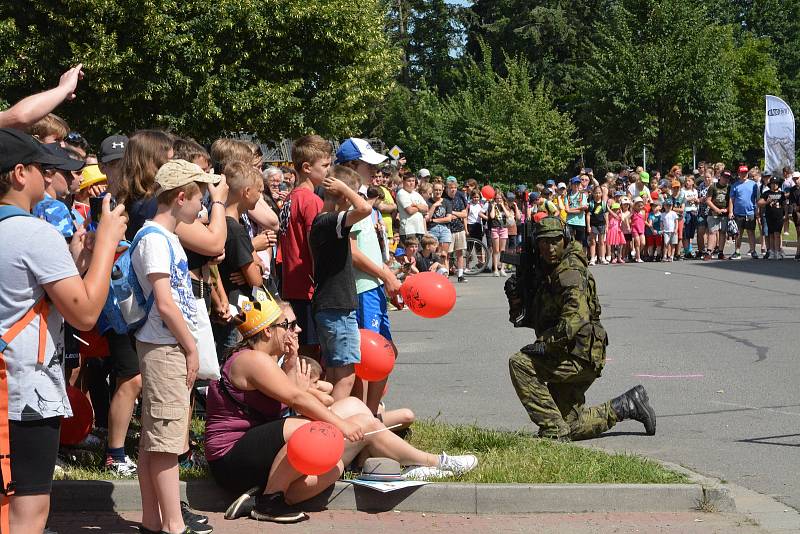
top-left (0, 0), bottom-right (400, 142)
top-left (375, 45), bottom-right (579, 183)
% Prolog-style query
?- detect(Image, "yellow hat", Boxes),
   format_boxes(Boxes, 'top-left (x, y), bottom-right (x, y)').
top-left (236, 300), bottom-right (282, 339)
top-left (79, 165), bottom-right (108, 191)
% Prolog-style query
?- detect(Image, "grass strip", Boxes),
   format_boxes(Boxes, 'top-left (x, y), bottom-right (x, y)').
top-left (55, 419), bottom-right (686, 484)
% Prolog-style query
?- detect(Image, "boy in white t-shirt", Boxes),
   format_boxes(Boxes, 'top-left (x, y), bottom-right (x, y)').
top-left (131, 159), bottom-right (220, 534)
top-left (0, 128), bottom-right (126, 534)
top-left (396, 174), bottom-right (428, 244)
top-left (660, 200), bottom-right (679, 262)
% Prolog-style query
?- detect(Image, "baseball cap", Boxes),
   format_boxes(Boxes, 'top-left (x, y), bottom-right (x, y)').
top-left (418, 168), bottom-right (431, 178)
top-left (99, 135), bottom-right (128, 163)
top-left (79, 165), bottom-right (108, 191)
top-left (154, 159), bottom-right (221, 195)
top-left (611, 202), bottom-right (620, 209)
top-left (505, 191), bottom-right (515, 200)
top-left (633, 196), bottom-right (644, 204)
top-left (584, 168), bottom-right (593, 174)
top-left (534, 217), bottom-right (566, 239)
top-left (620, 196), bottom-right (631, 205)
top-left (42, 143), bottom-right (85, 172)
top-left (394, 247), bottom-right (405, 258)
top-left (530, 191), bottom-right (541, 199)
top-left (640, 171), bottom-right (650, 182)
top-left (737, 165), bottom-right (748, 173)
top-left (769, 175), bottom-right (782, 184)
top-left (557, 182), bottom-right (567, 189)
top-left (570, 176), bottom-right (581, 184)
top-left (0, 128), bottom-right (67, 172)
top-left (335, 138), bottom-right (387, 165)
top-left (671, 179), bottom-right (681, 188)
top-left (721, 170), bottom-right (732, 179)
top-left (446, 175), bottom-right (457, 183)
top-left (664, 199), bottom-right (673, 206)
top-left (516, 184), bottom-right (527, 193)
top-left (545, 179), bottom-right (555, 186)
top-left (614, 190), bottom-right (624, 197)
top-left (659, 179), bottom-right (669, 188)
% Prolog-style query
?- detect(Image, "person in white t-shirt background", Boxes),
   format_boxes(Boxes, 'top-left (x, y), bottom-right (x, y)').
top-left (396, 173), bottom-right (428, 245)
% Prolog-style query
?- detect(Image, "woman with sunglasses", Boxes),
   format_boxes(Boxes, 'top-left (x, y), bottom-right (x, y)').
top-left (205, 299), bottom-right (477, 524)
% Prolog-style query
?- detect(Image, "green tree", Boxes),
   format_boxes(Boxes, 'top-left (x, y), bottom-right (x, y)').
top-left (374, 44), bottom-right (579, 183)
top-left (0, 0), bottom-right (400, 142)
top-left (578, 0), bottom-right (739, 169)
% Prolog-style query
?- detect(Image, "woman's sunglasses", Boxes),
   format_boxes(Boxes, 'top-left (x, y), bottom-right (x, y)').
top-left (271, 319), bottom-right (298, 331)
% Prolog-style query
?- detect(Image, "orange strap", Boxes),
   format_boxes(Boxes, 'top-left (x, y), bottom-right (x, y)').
top-left (0, 297), bottom-right (50, 533)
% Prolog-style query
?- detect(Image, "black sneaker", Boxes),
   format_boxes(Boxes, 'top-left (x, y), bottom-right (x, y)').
top-left (225, 486), bottom-right (260, 520)
top-left (457, 276), bottom-right (468, 283)
top-left (181, 501), bottom-right (208, 524)
top-left (250, 492), bottom-right (308, 523)
top-left (139, 522), bottom-right (211, 534)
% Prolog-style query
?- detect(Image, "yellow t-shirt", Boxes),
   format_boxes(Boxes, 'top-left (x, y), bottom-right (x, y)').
top-left (380, 186), bottom-right (395, 238)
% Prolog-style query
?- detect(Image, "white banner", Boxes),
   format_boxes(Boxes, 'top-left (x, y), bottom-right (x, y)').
top-left (764, 95), bottom-right (795, 175)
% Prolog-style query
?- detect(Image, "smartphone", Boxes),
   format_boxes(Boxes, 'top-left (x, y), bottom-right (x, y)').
top-left (89, 194), bottom-right (117, 226)
top-left (279, 182), bottom-right (289, 192)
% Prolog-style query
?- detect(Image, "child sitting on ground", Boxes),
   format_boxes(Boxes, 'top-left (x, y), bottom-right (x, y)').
top-left (415, 234), bottom-right (448, 275)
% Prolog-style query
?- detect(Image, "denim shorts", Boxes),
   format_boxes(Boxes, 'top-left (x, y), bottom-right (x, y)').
top-left (428, 225), bottom-right (452, 244)
top-left (315, 309), bottom-right (361, 368)
top-left (357, 286), bottom-right (392, 341)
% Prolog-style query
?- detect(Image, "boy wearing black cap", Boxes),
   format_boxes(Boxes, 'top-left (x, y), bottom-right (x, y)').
top-left (32, 144), bottom-right (86, 240)
top-left (0, 128), bottom-right (126, 534)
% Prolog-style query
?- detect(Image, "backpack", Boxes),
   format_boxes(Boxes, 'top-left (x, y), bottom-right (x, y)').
top-left (0, 205), bottom-right (49, 533)
top-left (98, 226), bottom-right (175, 335)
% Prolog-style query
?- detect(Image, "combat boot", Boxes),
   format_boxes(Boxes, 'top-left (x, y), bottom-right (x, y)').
top-left (610, 385), bottom-right (656, 435)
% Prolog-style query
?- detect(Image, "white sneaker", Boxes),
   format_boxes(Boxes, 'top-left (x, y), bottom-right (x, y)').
top-left (588, 258), bottom-right (596, 266)
top-left (493, 271), bottom-right (500, 277)
top-left (402, 465), bottom-right (453, 481)
top-left (438, 452), bottom-right (478, 475)
top-left (500, 269), bottom-right (507, 277)
top-left (104, 455), bottom-right (137, 477)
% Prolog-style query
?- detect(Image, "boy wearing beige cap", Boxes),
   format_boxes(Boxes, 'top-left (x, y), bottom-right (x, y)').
top-left (130, 159), bottom-right (219, 534)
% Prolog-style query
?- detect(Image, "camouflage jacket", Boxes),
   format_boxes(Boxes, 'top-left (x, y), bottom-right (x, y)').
top-left (529, 241), bottom-right (607, 370)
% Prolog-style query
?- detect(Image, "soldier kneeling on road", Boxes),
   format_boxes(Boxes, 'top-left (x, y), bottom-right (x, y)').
top-left (504, 216), bottom-right (656, 441)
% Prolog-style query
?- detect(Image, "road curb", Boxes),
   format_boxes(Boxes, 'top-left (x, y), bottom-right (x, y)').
top-left (51, 478), bottom-right (713, 515)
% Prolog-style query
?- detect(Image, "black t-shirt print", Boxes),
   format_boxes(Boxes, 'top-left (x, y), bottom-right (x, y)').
top-left (309, 211), bottom-right (357, 314)
top-left (708, 183), bottom-right (730, 211)
top-left (761, 189), bottom-right (786, 221)
top-left (219, 216), bottom-right (256, 304)
top-left (427, 197), bottom-right (453, 229)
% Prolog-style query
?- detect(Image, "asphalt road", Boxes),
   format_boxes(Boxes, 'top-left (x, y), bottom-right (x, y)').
top-left (386, 249), bottom-right (800, 511)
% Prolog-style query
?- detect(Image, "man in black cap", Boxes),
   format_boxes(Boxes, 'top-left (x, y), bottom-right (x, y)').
top-left (0, 128), bottom-right (126, 534)
top-left (99, 134), bottom-right (128, 186)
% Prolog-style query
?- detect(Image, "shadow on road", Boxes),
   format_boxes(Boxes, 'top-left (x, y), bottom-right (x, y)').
top-left (738, 433), bottom-right (800, 448)
top-left (697, 258), bottom-right (800, 281)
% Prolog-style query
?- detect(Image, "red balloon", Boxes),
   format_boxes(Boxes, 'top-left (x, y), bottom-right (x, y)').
top-left (481, 185), bottom-right (495, 200)
top-left (287, 421), bottom-right (344, 475)
top-left (60, 386), bottom-right (93, 446)
top-left (401, 272), bottom-right (457, 319)
top-left (355, 329), bottom-right (395, 382)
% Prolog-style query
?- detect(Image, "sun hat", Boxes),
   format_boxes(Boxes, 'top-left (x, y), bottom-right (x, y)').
top-left (236, 300), bottom-right (282, 339)
top-left (79, 165), bottom-right (108, 191)
top-left (620, 196), bottom-right (631, 205)
top-left (671, 179), bottom-right (681, 188)
top-left (611, 202), bottom-right (620, 209)
top-left (335, 138), bottom-right (388, 165)
top-left (633, 196), bottom-right (644, 204)
top-left (639, 171), bottom-right (650, 182)
top-left (154, 159), bottom-right (221, 195)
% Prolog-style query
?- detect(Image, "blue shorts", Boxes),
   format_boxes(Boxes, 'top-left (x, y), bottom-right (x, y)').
top-left (356, 286), bottom-right (392, 341)
top-left (428, 225), bottom-right (452, 244)
top-left (315, 309), bottom-right (361, 368)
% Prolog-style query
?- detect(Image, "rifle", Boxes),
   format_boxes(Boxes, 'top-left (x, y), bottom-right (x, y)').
top-left (500, 193), bottom-right (536, 328)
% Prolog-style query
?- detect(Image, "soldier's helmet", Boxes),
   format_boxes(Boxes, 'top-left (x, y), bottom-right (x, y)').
top-left (533, 216), bottom-right (567, 241)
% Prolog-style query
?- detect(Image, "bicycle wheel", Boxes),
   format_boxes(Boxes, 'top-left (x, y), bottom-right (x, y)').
top-left (464, 237), bottom-right (490, 275)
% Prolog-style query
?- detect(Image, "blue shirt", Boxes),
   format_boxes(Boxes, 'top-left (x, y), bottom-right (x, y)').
top-left (33, 194), bottom-right (75, 239)
top-left (730, 179), bottom-right (758, 216)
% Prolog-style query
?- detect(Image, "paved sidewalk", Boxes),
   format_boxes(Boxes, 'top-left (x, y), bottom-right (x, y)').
top-left (48, 510), bottom-right (768, 533)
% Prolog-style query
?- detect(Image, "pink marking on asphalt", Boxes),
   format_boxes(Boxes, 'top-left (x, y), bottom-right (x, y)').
top-left (633, 373), bottom-right (704, 379)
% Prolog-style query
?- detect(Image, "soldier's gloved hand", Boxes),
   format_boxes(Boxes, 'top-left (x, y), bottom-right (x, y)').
top-left (505, 275), bottom-right (523, 323)
top-left (521, 341), bottom-right (547, 357)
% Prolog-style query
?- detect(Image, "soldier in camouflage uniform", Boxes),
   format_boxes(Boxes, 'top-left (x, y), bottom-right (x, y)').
top-left (505, 216), bottom-right (656, 441)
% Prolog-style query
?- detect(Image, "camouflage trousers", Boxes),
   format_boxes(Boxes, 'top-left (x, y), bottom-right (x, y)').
top-left (508, 351), bottom-right (618, 440)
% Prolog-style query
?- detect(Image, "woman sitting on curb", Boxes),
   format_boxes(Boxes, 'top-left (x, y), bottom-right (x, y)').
top-left (204, 298), bottom-right (478, 524)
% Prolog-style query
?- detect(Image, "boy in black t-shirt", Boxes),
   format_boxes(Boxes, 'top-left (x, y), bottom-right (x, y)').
top-left (214, 161), bottom-right (265, 358)
top-left (310, 166), bottom-right (372, 400)
top-left (758, 176), bottom-right (787, 259)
